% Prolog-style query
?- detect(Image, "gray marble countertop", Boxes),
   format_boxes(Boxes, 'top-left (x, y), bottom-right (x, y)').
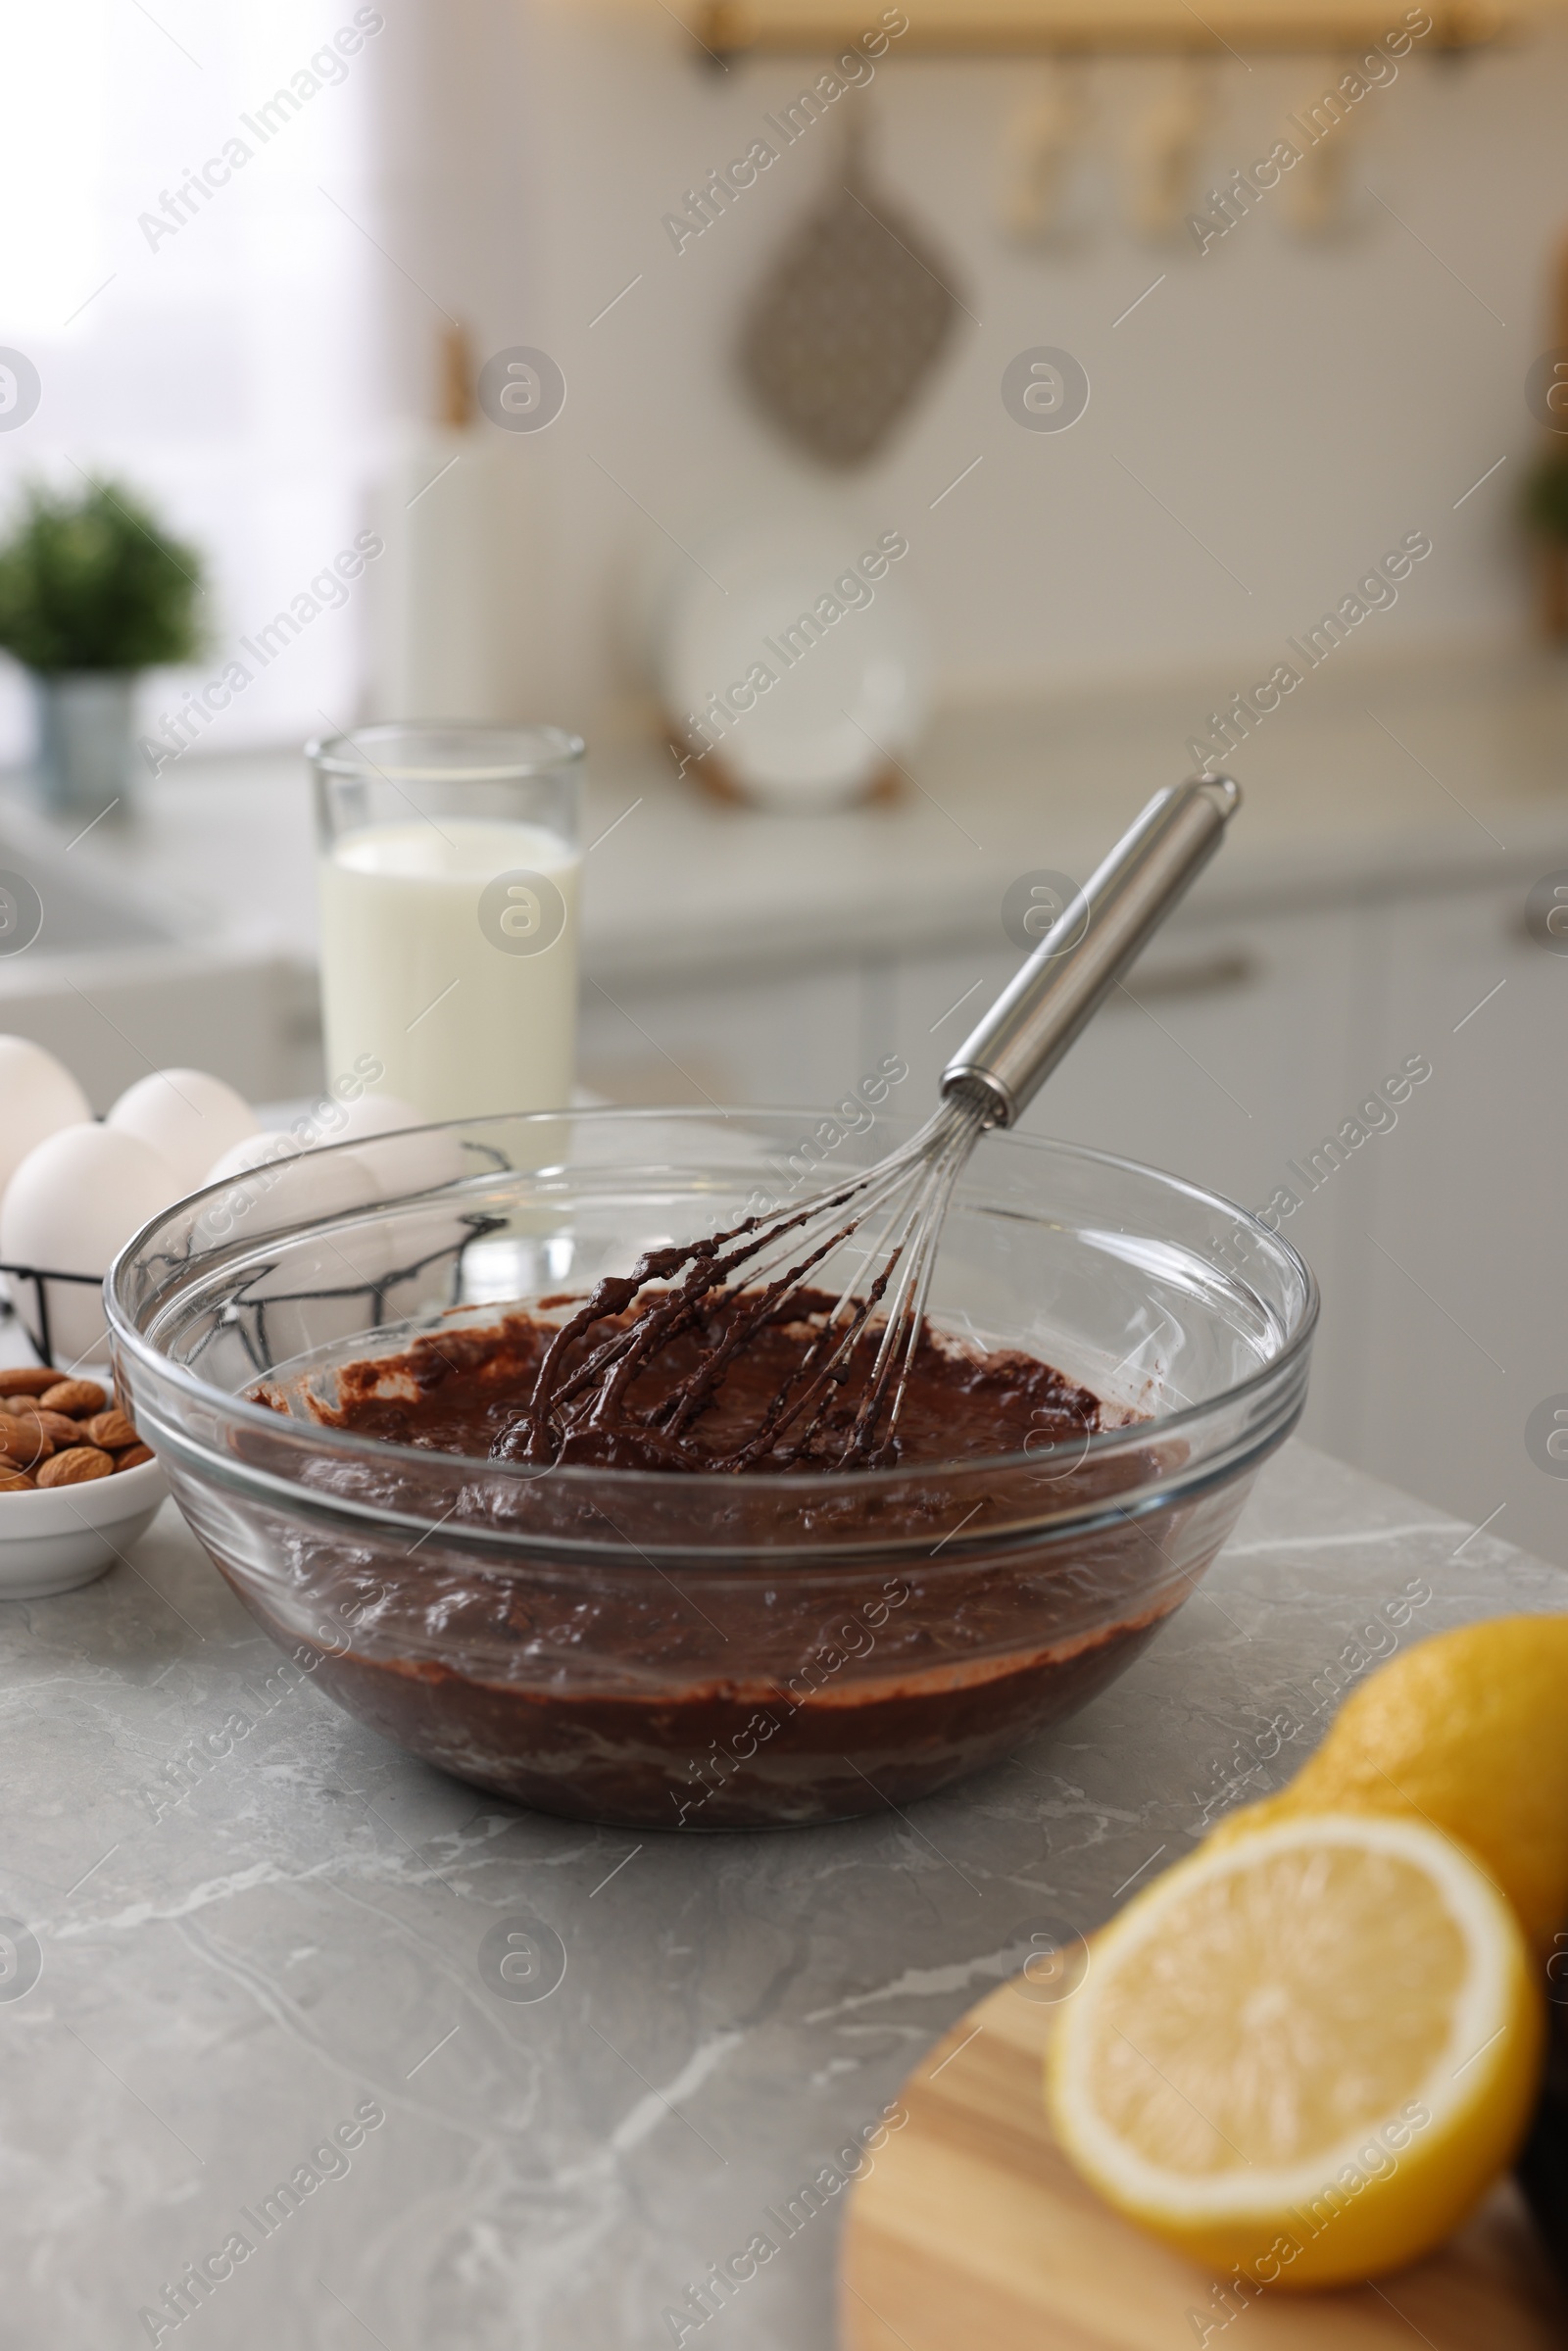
top-left (1, 1440), bottom-right (1562, 2351)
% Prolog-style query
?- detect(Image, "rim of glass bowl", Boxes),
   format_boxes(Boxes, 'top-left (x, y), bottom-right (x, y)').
top-left (105, 1106), bottom-right (1318, 1545)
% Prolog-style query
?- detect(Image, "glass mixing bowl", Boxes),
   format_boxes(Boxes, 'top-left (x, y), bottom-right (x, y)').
top-left (106, 1108), bottom-right (1315, 1830)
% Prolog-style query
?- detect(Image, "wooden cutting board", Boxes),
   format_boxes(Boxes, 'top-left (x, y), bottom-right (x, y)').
top-left (840, 1974), bottom-right (1565, 2350)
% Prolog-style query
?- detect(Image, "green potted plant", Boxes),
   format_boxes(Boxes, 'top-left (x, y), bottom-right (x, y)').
top-left (0, 478), bottom-right (205, 814)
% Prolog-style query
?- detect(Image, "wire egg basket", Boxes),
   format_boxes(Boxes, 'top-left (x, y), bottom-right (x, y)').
top-left (0, 1259), bottom-right (106, 1369)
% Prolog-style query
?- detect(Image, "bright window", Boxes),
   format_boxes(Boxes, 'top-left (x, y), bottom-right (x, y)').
top-left (0, 0), bottom-right (382, 765)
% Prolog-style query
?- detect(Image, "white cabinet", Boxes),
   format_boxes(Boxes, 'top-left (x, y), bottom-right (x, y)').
top-left (882, 905), bottom-right (1360, 1201)
top-left (577, 960), bottom-right (877, 1110)
top-left (1356, 884), bottom-right (1568, 1570)
top-left (882, 902), bottom-right (1369, 1462)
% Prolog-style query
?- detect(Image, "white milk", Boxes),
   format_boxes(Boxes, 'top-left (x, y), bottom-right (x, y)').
top-left (318, 818), bottom-right (580, 1122)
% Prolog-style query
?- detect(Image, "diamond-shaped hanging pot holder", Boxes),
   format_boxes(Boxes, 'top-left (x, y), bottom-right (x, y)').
top-left (738, 107), bottom-right (965, 469)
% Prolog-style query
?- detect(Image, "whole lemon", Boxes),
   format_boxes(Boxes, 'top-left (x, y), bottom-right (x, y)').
top-left (1210, 1614), bottom-right (1568, 1949)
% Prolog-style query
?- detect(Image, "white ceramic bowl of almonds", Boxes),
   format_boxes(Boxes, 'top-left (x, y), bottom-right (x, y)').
top-left (0, 1371), bottom-right (166, 1599)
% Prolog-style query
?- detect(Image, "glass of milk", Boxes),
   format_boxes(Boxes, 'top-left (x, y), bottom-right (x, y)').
top-left (310, 723), bottom-right (584, 1123)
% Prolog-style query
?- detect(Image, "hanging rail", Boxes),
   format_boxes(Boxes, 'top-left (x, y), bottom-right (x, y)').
top-left (694, 1), bottom-right (1516, 57)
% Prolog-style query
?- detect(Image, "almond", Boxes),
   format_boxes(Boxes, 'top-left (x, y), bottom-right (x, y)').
top-left (0, 1367), bottom-right (61, 1397)
top-left (112, 1444), bottom-right (155, 1472)
top-left (0, 1420), bottom-right (50, 1469)
top-left (12, 1408), bottom-right (81, 1445)
top-left (0, 1468), bottom-right (36, 1493)
top-left (84, 1410), bottom-right (138, 1451)
top-left (35, 1445), bottom-right (114, 1487)
top-left (39, 1379), bottom-right (107, 1419)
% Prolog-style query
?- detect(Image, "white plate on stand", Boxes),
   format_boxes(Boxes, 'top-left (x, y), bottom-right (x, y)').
top-left (657, 514), bottom-right (929, 811)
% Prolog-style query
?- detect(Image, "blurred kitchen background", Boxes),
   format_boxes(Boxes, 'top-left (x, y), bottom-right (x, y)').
top-left (3, 0), bottom-right (1568, 1555)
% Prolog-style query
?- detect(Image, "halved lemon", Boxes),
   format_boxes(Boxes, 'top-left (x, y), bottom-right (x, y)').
top-left (1047, 1813), bottom-right (1543, 2287)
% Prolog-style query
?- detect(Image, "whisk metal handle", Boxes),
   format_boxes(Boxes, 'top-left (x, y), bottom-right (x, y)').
top-left (941, 774), bottom-right (1242, 1127)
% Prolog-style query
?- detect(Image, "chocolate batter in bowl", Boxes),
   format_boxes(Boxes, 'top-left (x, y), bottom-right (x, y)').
top-left (107, 1109), bottom-right (1315, 1829)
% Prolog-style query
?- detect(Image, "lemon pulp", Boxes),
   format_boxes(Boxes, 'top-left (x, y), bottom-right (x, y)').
top-left (1047, 1813), bottom-right (1543, 2286)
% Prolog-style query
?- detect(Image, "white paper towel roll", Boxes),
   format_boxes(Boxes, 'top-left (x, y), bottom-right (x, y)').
top-left (367, 326), bottom-right (550, 723)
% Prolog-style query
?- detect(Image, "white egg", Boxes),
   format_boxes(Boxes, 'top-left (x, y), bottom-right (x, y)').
top-left (108, 1068), bottom-right (260, 1194)
top-left (204, 1130), bottom-right (304, 1186)
top-left (195, 1143), bottom-right (381, 1253)
top-left (191, 1131), bottom-right (304, 1251)
top-left (203, 1146), bottom-right (395, 1361)
top-left (331, 1091), bottom-right (422, 1141)
top-left (315, 1091), bottom-right (468, 1198)
top-left (0, 1123), bottom-right (179, 1364)
top-left (253, 1147), bottom-right (381, 1235)
top-left (0, 1036), bottom-right (92, 1198)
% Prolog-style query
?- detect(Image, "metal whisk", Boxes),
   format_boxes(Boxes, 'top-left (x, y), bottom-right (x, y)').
top-left (500, 776), bottom-right (1240, 1472)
